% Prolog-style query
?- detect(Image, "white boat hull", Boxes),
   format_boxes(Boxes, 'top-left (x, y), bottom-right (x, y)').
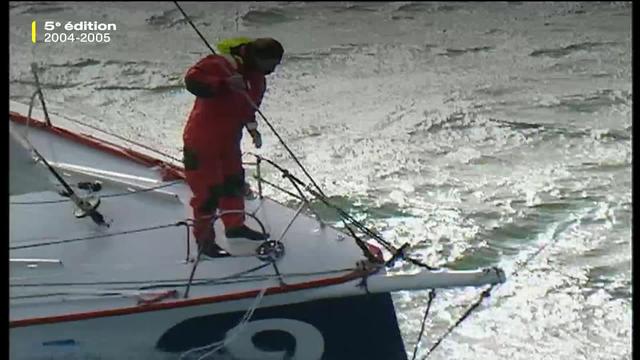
top-left (9, 100), bottom-right (505, 360)
top-left (11, 291), bottom-right (407, 360)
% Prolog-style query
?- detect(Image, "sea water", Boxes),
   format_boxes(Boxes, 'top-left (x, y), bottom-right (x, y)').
top-left (9, 2), bottom-right (631, 359)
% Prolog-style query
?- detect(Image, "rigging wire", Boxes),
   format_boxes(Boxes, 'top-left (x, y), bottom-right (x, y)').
top-left (9, 267), bottom-right (358, 290)
top-left (10, 180), bottom-right (183, 205)
top-left (418, 216), bottom-right (581, 358)
top-left (252, 154), bottom-right (438, 269)
top-left (9, 222), bottom-right (184, 250)
top-left (21, 79), bottom-right (107, 226)
top-left (49, 109), bottom-right (182, 163)
top-left (173, 1), bottom-right (327, 202)
top-left (172, 1), bottom-right (440, 270)
top-left (411, 289), bottom-right (436, 360)
top-left (14, 6), bottom-right (515, 358)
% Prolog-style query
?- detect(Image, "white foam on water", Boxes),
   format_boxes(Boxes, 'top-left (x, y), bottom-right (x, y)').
top-left (9, 2), bottom-right (631, 359)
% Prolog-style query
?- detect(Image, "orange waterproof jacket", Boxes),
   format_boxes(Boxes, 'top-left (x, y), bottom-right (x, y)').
top-left (183, 54), bottom-right (266, 150)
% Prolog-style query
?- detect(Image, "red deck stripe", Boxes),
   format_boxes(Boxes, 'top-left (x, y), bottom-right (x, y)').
top-left (10, 271), bottom-right (366, 328)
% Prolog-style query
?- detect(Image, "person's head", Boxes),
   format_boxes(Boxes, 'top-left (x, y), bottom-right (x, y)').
top-left (238, 38), bottom-right (284, 75)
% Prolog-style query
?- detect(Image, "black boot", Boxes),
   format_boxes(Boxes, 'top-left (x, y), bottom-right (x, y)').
top-left (199, 241), bottom-right (231, 258)
top-left (225, 225), bottom-right (270, 241)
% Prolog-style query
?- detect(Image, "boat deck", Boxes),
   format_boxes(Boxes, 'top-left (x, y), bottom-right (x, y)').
top-left (9, 101), bottom-right (371, 321)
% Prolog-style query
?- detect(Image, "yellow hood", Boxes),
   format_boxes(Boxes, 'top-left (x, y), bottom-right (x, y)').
top-left (216, 37), bottom-right (253, 54)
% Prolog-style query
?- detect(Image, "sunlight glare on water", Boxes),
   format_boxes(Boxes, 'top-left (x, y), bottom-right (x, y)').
top-left (9, 2), bottom-right (631, 359)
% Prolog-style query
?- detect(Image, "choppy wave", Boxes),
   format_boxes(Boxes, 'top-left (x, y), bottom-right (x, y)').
top-left (241, 8), bottom-right (296, 26)
top-left (284, 43), bottom-right (372, 63)
top-left (10, 79), bottom-right (81, 89)
top-left (8, 2), bottom-right (631, 360)
top-left (404, 107), bottom-right (630, 169)
top-left (145, 9), bottom-right (192, 28)
top-left (94, 84), bottom-right (183, 92)
top-left (473, 85), bottom-right (526, 98)
top-left (395, 2), bottom-right (463, 13)
top-left (533, 89), bottom-right (631, 113)
top-left (484, 28), bottom-right (506, 35)
top-left (46, 58), bottom-right (101, 68)
top-left (530, 42), bottom-right (618, 58)
top-left (390, 14), bottom-right (416, 20)
top-left (13, 2), bottom-right (70, 14)
top-left (103, 60), bottom-right (156, 66)
top-left (328, 3), bottom-right (382, 13)
top-left (441, 46), bottom-right (494, 57)
top-left (408, 111), bottom-right (544, 136)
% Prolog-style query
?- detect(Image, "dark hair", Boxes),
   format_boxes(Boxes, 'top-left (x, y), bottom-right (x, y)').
top-left (248, 38), bottom-right (284, 60)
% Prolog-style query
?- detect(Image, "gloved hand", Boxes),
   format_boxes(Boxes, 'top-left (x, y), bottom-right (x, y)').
top-left (250, 129), bottom-right (262, 149)
top-left (226, 73), bottom-right (246, 91)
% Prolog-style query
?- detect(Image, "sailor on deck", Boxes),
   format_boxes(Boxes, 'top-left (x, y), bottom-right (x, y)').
top-left (182, 37), bottom-right (284, 257)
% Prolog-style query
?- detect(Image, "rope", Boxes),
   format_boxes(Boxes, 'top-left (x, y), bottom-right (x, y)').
top-left (179, 285), bottom-right (269, 360)
top-left (30, 63), bottom-right (52, 126)
top-left (20, 63), bottom-right (179, 163)
top-left (173, 1), bottom-right (328, 210)
top-left (174, 0), bottom-right (388, 275)
top-left (173, 1), bottom-right (442, 274)
top-left (252, 175), bottom-right (304, 201)
top-left (23, 86), bottom-right (107, 226)
top-left (21, 88), bottom-right (182, 164)
top-left (251, 154), bottom-right (439, 270)
top-left (173, 1), bottom-right (218, 55)
top-left (9, 222), bottom-right (183, 250)
top-left (10, 180), bottom-right (182, 205)
top-left (53, 111), bottom-right (182, 163)
top-left (411, 289), bottom-right (436, 360)
top-left (255, 159), bottom-right (383, 263)
top-left (254, 156), bottom-right (396, 248)
top-left (24, 75), bottom-right (60, 168)
top-left (422, 284), bottom-right (494, 358)
top-left (184, 244), bottom-right (204, 298)
top-left (419, 215), bottom-right (582, 358)
top-left (510, 222), bottom-right (573, 277)
top-left (184, 210), bottom-right (270, 298)
top-left (180, 267), bottom-right (373, 360)
top-left (182, 220), bottom-right (192, 262)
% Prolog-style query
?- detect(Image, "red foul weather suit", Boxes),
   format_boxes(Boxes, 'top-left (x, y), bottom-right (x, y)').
top-left (182, 54), bottom-right (266, 242)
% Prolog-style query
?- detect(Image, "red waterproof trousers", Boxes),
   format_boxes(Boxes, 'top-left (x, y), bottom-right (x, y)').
top-left (182, 54), bottom-right (266, 243)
